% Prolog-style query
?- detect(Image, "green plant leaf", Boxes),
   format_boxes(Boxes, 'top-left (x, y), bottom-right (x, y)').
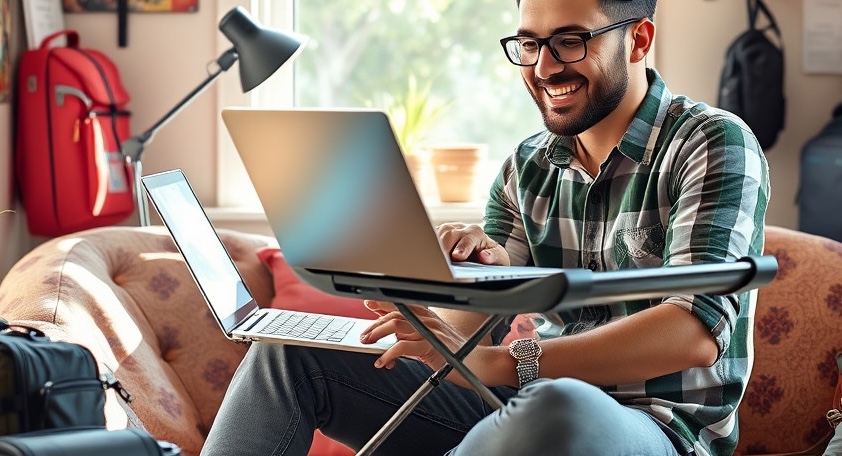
top-left (367, 74), bottom-right (450, 154)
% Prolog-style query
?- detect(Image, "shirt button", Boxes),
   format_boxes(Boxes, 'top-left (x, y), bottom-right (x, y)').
top-left (588, 261), bottom-right (598, 271)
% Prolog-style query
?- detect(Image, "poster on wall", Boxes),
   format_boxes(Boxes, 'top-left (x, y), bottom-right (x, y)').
top-left (0, 0), bottom-right (9, 103)
top-left (803, 0), bottom-right (842, 74)
top-left (63, 0), bottom-right (198, 13)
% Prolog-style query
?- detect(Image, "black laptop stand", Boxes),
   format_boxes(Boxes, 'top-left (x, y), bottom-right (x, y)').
top-left (297, 255), bottom-right (778, 455)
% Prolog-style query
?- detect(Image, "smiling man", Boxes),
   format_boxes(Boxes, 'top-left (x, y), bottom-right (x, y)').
top-left (202, 1), bottom-right (770, 455)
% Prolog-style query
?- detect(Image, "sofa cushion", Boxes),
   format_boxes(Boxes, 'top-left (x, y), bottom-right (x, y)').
top-left (256, 247), bottom-right (373, 319)
top-left (255, 246), bottom-right (540, 344)
top-left (735, 226), bottom-right (842, 454)
top-left (0, 226), bottom-right (275, 456)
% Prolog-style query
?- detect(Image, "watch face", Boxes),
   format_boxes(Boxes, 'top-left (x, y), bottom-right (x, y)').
top-left (509, 338), bottom-right (541, 359)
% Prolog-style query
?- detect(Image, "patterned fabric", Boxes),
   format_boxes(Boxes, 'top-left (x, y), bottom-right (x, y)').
top-left (0, 226), bottom-right (274, 456)
top-left (483, 69), bottom-right (770, 455)
top-left (735, 226), bottom-right (842, 455)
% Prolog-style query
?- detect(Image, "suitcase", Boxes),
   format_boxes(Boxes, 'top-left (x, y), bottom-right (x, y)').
top-left (16, 29), bottom-right (135, 237)
top-left (0, 427), bottom-right (181, 456)
top-left (0, 318), bottom-right (107, 435)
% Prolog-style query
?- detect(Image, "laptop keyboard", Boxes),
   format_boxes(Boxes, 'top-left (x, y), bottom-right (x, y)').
top-left (257, 311), bottom-right (354, 342)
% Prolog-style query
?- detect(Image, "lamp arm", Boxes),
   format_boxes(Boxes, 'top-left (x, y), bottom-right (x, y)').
top-left (122, 48), bottom-right (239, 163)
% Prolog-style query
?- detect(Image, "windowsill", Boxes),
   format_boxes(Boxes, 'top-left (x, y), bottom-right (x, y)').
top-left (205, 199), bottom-right (486, 227)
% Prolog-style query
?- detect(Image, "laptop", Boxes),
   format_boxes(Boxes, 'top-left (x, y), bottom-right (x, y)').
top-left (142, 169), bottom-right (397, 354)
top-left (220, 107), bottom-right (564, 283)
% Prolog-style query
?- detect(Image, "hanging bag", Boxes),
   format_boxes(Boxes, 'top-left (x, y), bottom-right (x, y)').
top-left (717, 0), bottom-right (786, 150)
top-left (15, 30), bottom-right (135, 237)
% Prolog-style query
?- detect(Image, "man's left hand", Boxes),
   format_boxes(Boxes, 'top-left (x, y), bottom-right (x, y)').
top-left (360, 300), bottom-right (480, 386)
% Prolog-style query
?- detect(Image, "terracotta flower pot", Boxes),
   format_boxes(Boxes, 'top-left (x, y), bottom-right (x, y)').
top-left (429, 144), bottom-right (488, 202)
top-left (403, 150), bottom-right (438, 202)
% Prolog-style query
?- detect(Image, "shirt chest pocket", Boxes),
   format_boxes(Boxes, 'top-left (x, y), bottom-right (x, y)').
top-left (614, 224), bottom-right (666, 268)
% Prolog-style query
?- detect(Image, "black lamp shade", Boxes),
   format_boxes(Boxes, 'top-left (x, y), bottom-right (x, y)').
top-left (219, 6), bottom-right (308, 93)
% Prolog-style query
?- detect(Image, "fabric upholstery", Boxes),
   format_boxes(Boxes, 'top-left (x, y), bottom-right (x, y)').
top-left (256, 246), bottom-right (373, 319)
top-left (735, 226), bottom-right (842, 455)
top-left (0, 226), bottom-right (273, 455)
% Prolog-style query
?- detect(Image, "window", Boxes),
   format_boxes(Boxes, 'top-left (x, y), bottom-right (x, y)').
top-left (216, 0), bottom-right (542, 212)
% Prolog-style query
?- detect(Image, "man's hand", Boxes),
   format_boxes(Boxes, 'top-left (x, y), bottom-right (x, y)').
top-left (436, 223), bottom-right (510, 266)
top-left (359, 300), bottom-right (498, 388)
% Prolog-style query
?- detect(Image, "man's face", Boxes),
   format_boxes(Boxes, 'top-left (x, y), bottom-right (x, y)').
top-left (518, 0), bottom-right (629, 136)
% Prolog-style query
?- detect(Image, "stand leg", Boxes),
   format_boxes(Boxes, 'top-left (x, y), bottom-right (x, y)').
top-left (129, 159), bottom-right (150, 227)
top-left (355, 308), bottom-right (506, 456)
top-left (395, 304), bottom-right (504, 410)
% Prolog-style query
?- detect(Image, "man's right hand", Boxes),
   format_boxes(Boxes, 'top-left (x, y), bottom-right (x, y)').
top-left (435, 223), bottom-right (510, 266)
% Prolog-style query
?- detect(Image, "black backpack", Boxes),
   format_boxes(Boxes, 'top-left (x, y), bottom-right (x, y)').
top-left (718, 0), bottom-right (785, 151)
top-left (797, 103), bottom-right (842, 242)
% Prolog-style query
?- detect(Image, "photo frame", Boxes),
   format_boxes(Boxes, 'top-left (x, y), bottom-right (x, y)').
top-left (0, 0), bottom-right (9, 103)
top-left (63, 0), bottom-right (198, 13)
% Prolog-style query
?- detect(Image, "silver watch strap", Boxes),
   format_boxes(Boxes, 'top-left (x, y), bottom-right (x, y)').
top-left (516, 358), bottom-right (539, 388)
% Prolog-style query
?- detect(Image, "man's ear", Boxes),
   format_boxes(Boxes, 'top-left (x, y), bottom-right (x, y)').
top-left (629, 19), bottom-right (655, 63)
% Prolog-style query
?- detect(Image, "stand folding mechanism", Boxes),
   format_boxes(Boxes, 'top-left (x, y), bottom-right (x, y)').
top-left (297, 255), bottom-right (779, 456)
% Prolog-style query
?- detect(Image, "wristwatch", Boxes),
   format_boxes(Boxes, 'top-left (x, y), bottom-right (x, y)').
top-left (508, 338), bottom-right (542, 388)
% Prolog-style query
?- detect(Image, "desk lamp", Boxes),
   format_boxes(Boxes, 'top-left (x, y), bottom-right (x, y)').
top-left (122, 6), bottom-right (308, 226)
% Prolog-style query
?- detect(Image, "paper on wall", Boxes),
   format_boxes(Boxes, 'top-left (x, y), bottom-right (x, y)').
top-left (22, 0), bottom-right (65, 50)
top-left (804, 0), bottom-right (842, 75)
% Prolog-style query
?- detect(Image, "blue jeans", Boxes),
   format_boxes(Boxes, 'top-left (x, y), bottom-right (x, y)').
top-left (201, 343), bottom-right (685, 456)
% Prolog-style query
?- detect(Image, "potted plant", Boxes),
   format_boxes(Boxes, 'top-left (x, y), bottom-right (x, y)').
top-left (368, 75), bottom-right (449, 201)
top-left (428, 142), bottom-right (489, 203)
top-left (381, 74), bottom-right (449, 156)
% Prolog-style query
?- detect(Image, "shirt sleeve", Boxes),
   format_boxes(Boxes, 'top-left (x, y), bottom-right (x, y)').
top-left (661, 114), bottom-right (770, 357)
top-left (483, 155), bottom-right (534, 267)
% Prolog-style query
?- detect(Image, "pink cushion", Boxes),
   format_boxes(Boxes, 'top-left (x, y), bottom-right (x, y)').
top-left (256, 247), bottom-right (374, 319)
top-left (256, 247), bottom-right (537, 340)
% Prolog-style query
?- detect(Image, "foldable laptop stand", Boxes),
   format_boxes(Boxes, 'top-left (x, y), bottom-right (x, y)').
top-left (298, 255), bottom-right (779, 455)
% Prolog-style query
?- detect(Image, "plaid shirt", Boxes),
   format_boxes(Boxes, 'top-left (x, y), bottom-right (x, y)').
top-left (484, 69), bottom-right (770, 455)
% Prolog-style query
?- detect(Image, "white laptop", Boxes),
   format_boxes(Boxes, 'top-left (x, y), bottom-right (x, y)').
top-left (142, 169), bottom-right (396, 354)
top-left (220, 107), bottom-right (563, 283)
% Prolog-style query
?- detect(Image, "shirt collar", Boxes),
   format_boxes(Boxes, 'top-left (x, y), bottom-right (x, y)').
top-left (544, 68), bottom-right (672, 167)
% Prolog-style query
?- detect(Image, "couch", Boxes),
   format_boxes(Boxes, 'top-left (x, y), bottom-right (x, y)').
top-left (0, 225), bottom-right (839, 455)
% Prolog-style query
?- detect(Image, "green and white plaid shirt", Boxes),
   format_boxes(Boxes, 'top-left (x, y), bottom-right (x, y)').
top-left (484, 69), bottom-right (770, 455)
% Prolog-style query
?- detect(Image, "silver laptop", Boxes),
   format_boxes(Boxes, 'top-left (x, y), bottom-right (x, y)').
top-left (142, 169), bottom-right (396, 354)
top-left (220, 107), bottom-right (563, 283)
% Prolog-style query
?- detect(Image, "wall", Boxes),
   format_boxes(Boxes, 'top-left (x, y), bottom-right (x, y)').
top-left (657, 0), bottom-right (842, 229)
top-left (1, 0), bottom-right (840, 277)
top-left (1, 0), bottom-right (29, 278)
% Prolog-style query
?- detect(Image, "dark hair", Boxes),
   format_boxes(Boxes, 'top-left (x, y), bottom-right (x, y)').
top-left (514, 0), bottom-right (657, 21)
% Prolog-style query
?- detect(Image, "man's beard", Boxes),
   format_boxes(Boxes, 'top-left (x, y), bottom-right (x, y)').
top-left (529, 58), bottom-right (628, 137)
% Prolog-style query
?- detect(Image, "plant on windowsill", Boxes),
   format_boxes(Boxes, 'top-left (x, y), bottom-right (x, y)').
top-left (379, 74), bottom-right (450, 156)
top-left (368, 74), bottom-right (450, 201)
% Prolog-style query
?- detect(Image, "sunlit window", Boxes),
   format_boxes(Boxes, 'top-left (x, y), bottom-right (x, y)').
top-left (217, 0), bottom-right (542, 209)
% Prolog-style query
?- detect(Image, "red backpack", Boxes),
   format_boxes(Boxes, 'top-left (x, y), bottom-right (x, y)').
top-left (16, 30), bottom-right (134, 237)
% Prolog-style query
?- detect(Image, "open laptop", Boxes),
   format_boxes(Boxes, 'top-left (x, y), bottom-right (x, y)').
top-left (142, 169), bottom-right (396, 354)
top-left (220, 107), bottom-right (564, 284)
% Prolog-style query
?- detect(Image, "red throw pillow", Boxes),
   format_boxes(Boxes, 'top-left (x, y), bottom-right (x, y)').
top-left (256, 247), bottom-right (374, 320)
top-left (255, 247), bottom-right (539, 339)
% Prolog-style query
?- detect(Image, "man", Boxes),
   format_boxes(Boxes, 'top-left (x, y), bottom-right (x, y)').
top-left (202, 0), bottom-right (769, 454)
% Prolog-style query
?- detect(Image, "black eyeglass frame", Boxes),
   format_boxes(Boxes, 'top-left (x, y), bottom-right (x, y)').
top-left (500, 17), bottom-right (644, 66)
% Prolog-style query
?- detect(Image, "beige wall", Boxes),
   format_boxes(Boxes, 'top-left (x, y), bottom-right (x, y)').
top-left (657, 0), bottom-right (842, 229)
top-left (1, 0), bottom-right (841, 277)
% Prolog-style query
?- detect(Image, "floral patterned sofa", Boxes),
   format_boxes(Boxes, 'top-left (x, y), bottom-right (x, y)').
top-left (0, 225), bottom-right (838, 455)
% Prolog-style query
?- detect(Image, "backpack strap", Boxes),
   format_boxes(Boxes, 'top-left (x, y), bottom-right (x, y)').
top-left (753, 0), bottom-right (782, 40)
top-left (747, 0), bottom-right (758, 29)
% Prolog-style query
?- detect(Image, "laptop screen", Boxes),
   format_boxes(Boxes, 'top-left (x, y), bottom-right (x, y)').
top-left (142, 170), bottom-right (258, 334)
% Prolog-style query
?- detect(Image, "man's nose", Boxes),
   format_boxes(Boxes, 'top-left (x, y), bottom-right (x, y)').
top-left (533, 45), bottom-right (565, 80)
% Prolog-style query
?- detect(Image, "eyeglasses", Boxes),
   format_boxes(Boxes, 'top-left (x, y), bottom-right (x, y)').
top-left (500, 17), bottom-right (643, 66)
